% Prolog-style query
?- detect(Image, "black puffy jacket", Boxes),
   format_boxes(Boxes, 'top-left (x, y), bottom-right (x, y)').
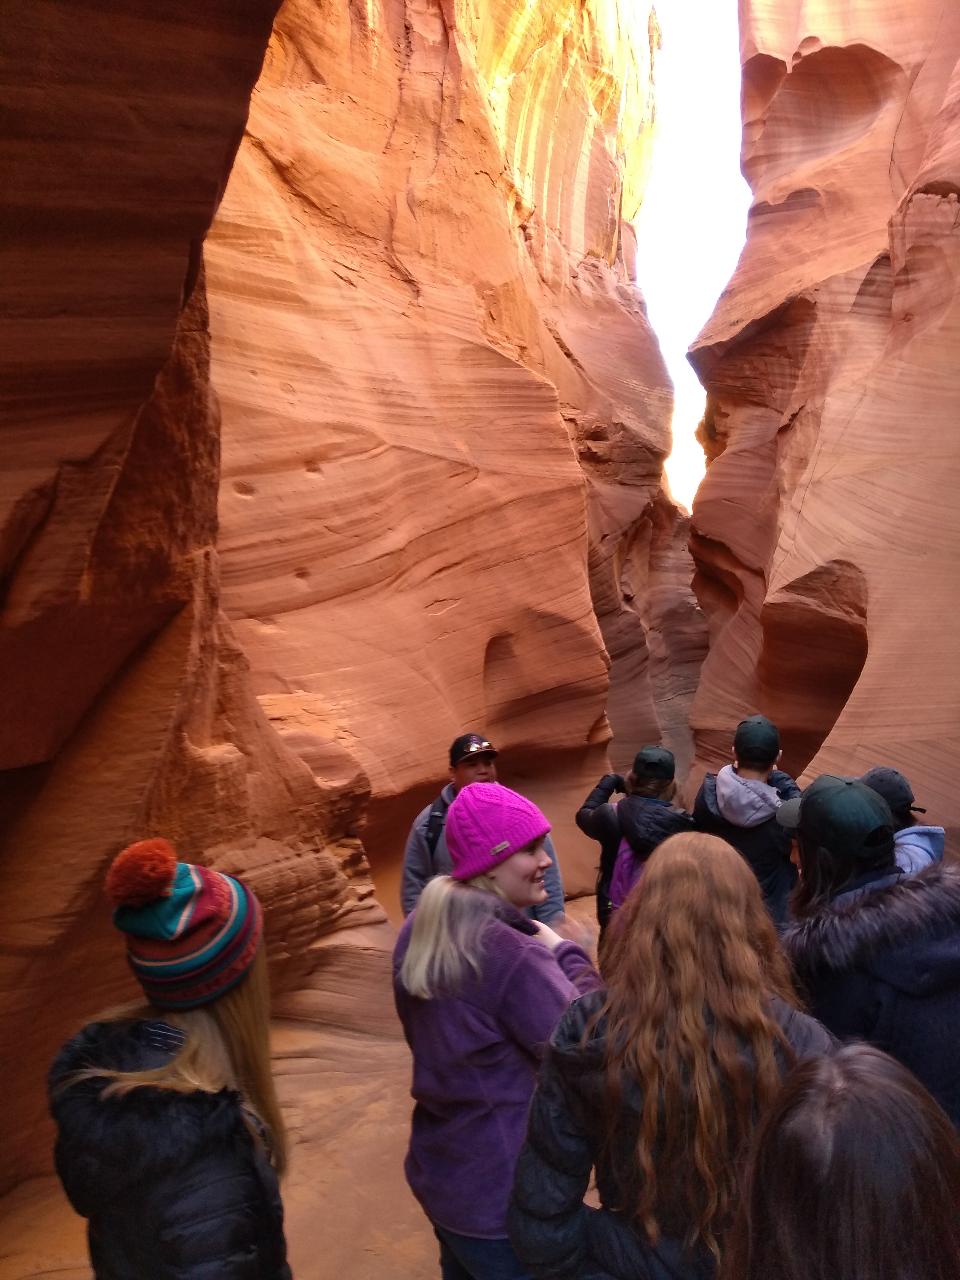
top-left (608, 797), bottom-right (695, 910)
top-left (692, 770), bottom-right (799, 925)
top-left (783, 862), bottom-right (960, 1126)
top-left (508, 990), bottom-right (834, 1279)
top-left (49, 1019), bottom-right (291, 1280)
top-left (575, 774), bottom-right (626, 928)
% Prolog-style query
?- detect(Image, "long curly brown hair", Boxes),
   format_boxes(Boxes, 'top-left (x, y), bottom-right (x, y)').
top-left (595, 832), bottom-right (798, 1260)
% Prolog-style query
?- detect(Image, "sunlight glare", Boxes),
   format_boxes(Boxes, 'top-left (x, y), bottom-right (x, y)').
top-left (632, 0), bottom-right (751, 512)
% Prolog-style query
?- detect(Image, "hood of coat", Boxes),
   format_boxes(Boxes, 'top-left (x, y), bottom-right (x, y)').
top-left (783, 863), bottom-right (960, 995)
top-left (50, 1019), bottom-right (248, 1213)
top-left (894, 825), bottom-right (946, 874)
top-left (617, 795), bottom-right (692, 856)
top-left (713, 764), bottom-right (782, 828)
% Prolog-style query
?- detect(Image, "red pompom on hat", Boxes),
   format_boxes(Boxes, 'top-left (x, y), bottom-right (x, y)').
top-left (106, 838), bottom-right (178, 908)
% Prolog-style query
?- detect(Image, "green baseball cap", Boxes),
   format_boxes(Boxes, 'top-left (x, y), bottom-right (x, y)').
top-left (632, 745), bottom-right (676, 781)
top-left (777, 774), bottom-right (895, 860)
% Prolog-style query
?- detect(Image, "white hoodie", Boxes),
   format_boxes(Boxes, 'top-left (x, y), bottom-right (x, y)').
top-left (714, 764), bottom-right (782, 828)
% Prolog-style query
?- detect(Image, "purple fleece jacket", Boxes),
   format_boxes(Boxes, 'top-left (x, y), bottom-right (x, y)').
top-left (393, 907), bottom-right (600, 1239)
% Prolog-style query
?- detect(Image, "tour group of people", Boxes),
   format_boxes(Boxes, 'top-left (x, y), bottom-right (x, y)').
top-left (47, 720), bottom-right (960, 1279)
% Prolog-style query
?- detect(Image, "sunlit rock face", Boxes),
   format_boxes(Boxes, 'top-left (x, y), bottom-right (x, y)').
top-left (688, 3), bottom-right (960, 843)
top-left (0, 0), bottom-right (382, 1195)
top-left (205, 0), bottom-right (690, 900)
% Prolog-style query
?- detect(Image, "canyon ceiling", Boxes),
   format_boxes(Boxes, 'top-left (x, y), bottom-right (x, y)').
top-left (3, 0), bottom-right (959, 1275)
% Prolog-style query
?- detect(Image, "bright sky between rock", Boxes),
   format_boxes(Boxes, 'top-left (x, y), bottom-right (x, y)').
top-left (633, 0), bottom-right (751, 512)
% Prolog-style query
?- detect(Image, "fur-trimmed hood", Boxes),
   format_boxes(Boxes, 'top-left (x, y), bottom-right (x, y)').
top-left (49, 1019), bottom-right (249, 1217)
top-left (783, 863), bottom-right (960, 994)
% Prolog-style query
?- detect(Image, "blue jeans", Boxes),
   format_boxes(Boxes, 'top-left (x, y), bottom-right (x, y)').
top-left (434, 1226), bottom-right (531, 1280)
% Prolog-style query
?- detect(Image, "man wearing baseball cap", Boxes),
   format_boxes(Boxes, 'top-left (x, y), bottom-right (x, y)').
top-left (400, 733), bottom-right (564, 920)
top-left (575, 746), bottom-right (692, 929)
top-left (860, 766), bottom-right (945, 875)
top-left (780, 774), bottom-right (960, 1125)
top-left (692, 715), bottom-right (800, 925)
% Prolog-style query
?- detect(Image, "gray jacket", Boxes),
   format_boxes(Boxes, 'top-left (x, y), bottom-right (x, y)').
top-left (401, 782), bottom-right (565, 921)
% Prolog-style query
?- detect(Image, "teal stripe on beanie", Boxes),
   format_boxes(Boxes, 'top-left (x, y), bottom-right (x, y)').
top-left (114, 862), bottom-right (200, 941)
top-left (125, 875), bottom-right (248, 975)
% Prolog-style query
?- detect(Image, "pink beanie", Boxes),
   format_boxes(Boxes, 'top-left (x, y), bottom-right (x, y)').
top-left (446, 782), bottom-right (551, 881)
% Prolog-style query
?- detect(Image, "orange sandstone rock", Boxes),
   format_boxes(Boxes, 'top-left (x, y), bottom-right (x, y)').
top-left (206, 0), bottom-right (691, 902)
top-left (688, 3), bottom-right (960, 845)
top-left (0, 0), bottom-right (381, 1198)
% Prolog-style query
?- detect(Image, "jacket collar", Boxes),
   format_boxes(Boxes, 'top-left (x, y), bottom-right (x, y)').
top-left (783, 863), bottom-right (960, 978)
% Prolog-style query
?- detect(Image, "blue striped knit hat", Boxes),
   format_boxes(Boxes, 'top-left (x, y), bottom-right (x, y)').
top-left (106, 839), bottom-right (263, 1010)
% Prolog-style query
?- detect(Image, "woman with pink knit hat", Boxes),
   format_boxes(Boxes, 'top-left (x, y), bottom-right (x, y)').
top-left (48, 838), bottom-right (291, 1279)
top-left (393, 781), bottom-right (600, 1280)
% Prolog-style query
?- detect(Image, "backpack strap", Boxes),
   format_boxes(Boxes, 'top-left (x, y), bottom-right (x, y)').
top-left (424, 791), bottom-right (451, 861)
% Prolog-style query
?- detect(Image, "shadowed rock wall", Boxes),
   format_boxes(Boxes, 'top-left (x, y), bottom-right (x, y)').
top-left (205, 0), bottom-right (698, 903)
top-left (0, 0), bottom-right (382, 1195)
top-left (687, 1), bottom-right (960, 845)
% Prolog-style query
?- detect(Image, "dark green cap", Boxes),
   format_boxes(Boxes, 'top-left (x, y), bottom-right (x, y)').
top-left (632, 745), bottom-right (675, 781)
top-left (777, 774), bottom-right (895, 860)
top-left (734, 715), bottom-right (780, 764)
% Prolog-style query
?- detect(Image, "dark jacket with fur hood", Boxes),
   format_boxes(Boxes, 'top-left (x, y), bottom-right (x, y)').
top-left (783, 862), bottom-right (960, 1125)
top-left (507, 989), bottom-right (833, 1279)
top-left (49, 1019), bottom-right (291, 1280)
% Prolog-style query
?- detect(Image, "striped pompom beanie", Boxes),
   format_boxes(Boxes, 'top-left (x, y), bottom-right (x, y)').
top-left (105, 839), bottom-right (263, 1010)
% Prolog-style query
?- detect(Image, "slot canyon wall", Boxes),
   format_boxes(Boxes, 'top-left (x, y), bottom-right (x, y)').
top-left (2, 0), bottom-right (700, 1272)
top-left (688, 0), bottom-right (960, 847)
top-left (204, 0), bottom-right (702, 908)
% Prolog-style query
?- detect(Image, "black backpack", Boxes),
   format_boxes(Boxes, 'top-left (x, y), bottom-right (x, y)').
top-left (425, 791), bottom-right (451, 861)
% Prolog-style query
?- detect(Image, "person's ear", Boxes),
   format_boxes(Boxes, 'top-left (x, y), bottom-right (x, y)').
top-left (776, 749), bottom-right (783, 766)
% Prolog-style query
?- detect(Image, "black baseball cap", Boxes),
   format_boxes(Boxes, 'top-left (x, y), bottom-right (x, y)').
top-left (734, 715), bottom-right (780, 764)
top-left (777, 774), bottom-right (895, 860)
top-left (449, 733), bottom-right (498, 767)
top-left (632, 745), bottom-right (676, 781)
top-left (859, 767), bottom-right (926, 815)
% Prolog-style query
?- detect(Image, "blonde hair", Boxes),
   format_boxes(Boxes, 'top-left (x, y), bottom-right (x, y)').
top-left (67, 947), bottom-right (287, 1175)
top-left (400, 876), bottom-right (506, 999)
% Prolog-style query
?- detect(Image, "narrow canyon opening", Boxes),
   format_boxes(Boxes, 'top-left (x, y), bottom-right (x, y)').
top-left (633, 0), bottom-right (750, 514)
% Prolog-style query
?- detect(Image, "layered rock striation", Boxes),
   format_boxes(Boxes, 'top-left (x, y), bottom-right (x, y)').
top-left (0, 0), bottom-right (380, 1194)
top-left (2, 0), bottom-right (690, 1223)
top-left (688, 2), bottom-right (960, 845)
top-left (205, 0), bottom-right (697, 900)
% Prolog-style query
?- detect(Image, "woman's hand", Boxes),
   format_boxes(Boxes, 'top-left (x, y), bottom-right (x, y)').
top-left (532, 920), bottom-right (566, 951)
top-left (534, 917), bottom-right (598, 953)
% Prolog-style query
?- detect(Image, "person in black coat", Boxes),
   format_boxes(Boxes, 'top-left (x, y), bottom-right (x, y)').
top-left (692, 715), bottom-right (799, 925)
top-left (508, 833), bottom-right (834, 1280)
top-left (49, 838), bottom-right (291, 1280)
top-left (779, 775), bottom-right (960, 1126)
top-left (576, 746), bottom-right (691, 929)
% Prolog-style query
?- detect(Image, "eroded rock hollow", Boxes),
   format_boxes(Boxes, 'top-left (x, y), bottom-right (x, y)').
top-left (689, 2), bottom-right (960, 850)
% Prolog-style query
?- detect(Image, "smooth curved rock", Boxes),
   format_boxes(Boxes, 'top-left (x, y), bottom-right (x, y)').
top-left (688, 4), bottom-right (960, 843)
top-left (0, 0), bottom-right (384, 1197)
top-left (206, 0), bottom-right (690, 901)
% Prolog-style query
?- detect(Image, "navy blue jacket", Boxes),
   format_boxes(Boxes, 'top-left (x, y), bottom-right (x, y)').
top-left (49, 1019), bottom-right (291, 1280)
top-left (693, 770), bottom-right (799, 924)
top-left (783, 862), bottom-right (960, 1126)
